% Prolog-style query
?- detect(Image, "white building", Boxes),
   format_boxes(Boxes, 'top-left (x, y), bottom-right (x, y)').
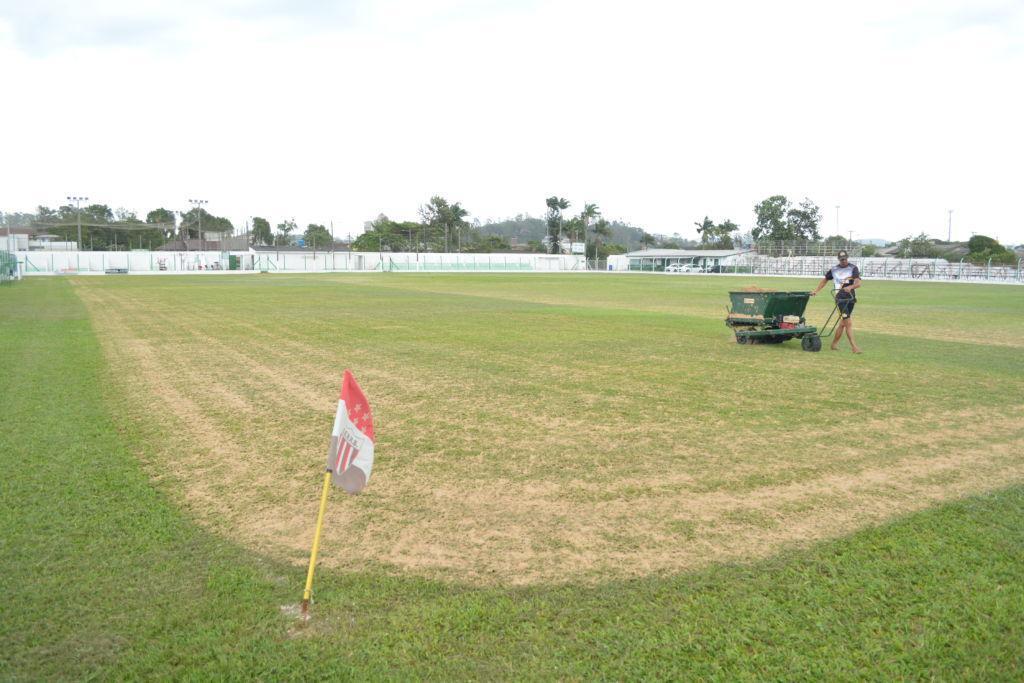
top-left (610, 249), bottom-right (753, 272)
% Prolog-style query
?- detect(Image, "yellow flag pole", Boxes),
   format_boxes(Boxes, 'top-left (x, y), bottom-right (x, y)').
top-left (301, 469), bottom-right (333, 618)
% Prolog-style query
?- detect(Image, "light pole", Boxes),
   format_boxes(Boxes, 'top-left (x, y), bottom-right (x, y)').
top-left (67, 196), bottom-right (88, 251)
top-left (188, 199), bottom-right (208, 251)
top-left (947, 209), bottom-right (953, 242)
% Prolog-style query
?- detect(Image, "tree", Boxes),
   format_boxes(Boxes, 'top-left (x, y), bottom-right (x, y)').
top-left (821, 234), bottom-right (848, 249)
top-left (785, 198), bottom-right (822, 241)
top-left (589, 218), bottom-right (613, 260)
top-left (752, 195), bottom-right (821, 241)
top-left (304, 223), bottom-right (333, 250)
top-left (578, 203), bottom-right (600, 247)
top-left (694, 216), bottom-right (715, 245)
top-left (352, 215), bottom-right (419, 252)
top-left (251, 217), bottom-right (273, 246)
top-left (714, 219), bottom-right (739, 249)
top-left (45, 203), bottom-right (118, 250)
top-left (476, 215), bottom-right (548, 243)
top-left (563, 216), bottom-right (583, 249)
top-left (966, 234), bottom-right (1015, 265)
top-left (275, 219), bottom-right (297, 247)
top-left (420, 196), bottom-right (469, 252)
top-left (694, 216), bottom-right (737, 248)
top-left (639, 231), bottom-right (657, 249)
top-left (544, 196), bottom-right (570, 254)
top-left (896, 233), bottom-right (942, 258)
top-left (180, 207), bottom-right (233, 240)
top-left (464, 235), bottom-right (511, 252)
top-left (752, 195), bottom-right (789, 240)
top-left (146, 208), bottom-right (177, 240)
top-left (967, 234), bottom-right (1001, 254)
top-left (0, 212), bottom-right (35, 231)
top-left (111, 208), bottom-right (165, 250)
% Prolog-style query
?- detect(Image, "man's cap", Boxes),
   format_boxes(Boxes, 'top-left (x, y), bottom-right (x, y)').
top-left (837, 250), bottom-right (849, 259)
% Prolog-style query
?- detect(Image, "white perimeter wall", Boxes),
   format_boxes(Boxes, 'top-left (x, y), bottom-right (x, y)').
top-left (14, 251), bottom-right (587, 275)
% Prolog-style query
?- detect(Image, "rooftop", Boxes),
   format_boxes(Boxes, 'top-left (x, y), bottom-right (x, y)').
top-left (623, 248), bottom-right (752, 258)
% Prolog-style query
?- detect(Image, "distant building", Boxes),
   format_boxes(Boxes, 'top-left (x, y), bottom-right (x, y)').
top-left (613, 248), bottom-right (752, 272)
top-left (2, 228), bottom-right (78, 251)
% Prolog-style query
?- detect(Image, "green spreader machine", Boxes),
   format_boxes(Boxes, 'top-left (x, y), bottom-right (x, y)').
top-left (725, 290), bottom-right (833, 352)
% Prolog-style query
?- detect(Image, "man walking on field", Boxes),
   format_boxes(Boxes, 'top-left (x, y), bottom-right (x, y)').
top-left (811, 250), bottom-right (863, 353)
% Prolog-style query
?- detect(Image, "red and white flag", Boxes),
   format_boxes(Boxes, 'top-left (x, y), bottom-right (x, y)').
top-left (326, 370), bottom-right (375, 494)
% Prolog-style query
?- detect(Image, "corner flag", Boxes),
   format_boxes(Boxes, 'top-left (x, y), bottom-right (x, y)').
top-left (327, 370), bottom-right (376, 495)
top-left (301, 369), bottom-right (376, 618)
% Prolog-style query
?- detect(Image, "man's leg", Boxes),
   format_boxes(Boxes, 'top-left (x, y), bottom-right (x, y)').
top-left (831, 318), bottom-right (846, 350)
top-left (846, 319), bottom-right (862, 353)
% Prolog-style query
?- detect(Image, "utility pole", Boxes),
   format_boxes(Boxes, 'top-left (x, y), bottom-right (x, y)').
top-left (67, 195), bottom-right (88, 251)
top-left (189, 199), bottom-right (208, 251)
top-left (947, 209), bottom-right (953, 242)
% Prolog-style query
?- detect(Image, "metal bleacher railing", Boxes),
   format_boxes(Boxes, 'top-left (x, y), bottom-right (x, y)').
top-left (745, 254), bottom-right (1023, 282)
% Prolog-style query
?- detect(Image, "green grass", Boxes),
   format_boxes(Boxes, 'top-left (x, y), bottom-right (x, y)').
top-left (1, 275), bottom-right (1023, 680)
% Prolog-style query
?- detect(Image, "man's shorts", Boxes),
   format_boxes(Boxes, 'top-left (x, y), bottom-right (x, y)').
top-left (836, 296), bottom-right (856, 319)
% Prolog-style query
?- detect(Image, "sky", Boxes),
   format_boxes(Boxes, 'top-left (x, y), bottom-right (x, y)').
top-left (1, 0), bottom-right (1022, 244)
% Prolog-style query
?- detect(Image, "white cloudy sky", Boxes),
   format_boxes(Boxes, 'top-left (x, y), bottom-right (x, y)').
top-left (1, 0), bottom-right (1022, 243)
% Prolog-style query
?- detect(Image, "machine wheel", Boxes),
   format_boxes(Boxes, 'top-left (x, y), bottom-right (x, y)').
top-left (736, 334), bottom-right (748, 344)
top-left (801, 334), bottom-right (822, 352)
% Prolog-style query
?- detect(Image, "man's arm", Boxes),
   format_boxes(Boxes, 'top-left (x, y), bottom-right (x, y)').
top-left (843, 277), bottom-right (862, 294)
top-left (810, 277), bottom-right (828, 296)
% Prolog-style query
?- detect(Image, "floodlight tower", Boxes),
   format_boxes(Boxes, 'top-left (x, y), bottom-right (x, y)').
top-left (67, 195), bottom-right (88, 251)
top-left (188, 198), bottom-right (208, 251)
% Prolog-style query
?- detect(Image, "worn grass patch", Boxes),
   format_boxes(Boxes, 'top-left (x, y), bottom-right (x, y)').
top-left (70, 273), bottom-right (1024, 585)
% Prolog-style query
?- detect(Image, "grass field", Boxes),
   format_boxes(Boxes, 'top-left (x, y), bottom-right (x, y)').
top-left (2, 273), bottom-right (1023, 679)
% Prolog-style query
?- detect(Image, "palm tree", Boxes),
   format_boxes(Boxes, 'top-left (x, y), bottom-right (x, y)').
top-left (591, 217), bottom-right (612, 266)
top-left (545, 196), bottom-right (570, 254)
top-left (695, 216), bottom-right (714, 246)
top-left (577, 203), bottom-right (600, 261)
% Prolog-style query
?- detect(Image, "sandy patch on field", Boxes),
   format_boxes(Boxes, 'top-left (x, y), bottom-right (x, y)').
top-left (76, 281), bottom-right (1024, 585)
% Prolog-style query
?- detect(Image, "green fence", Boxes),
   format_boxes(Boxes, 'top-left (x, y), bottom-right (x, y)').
top-left (1, 252), bottom-right (16, 284)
